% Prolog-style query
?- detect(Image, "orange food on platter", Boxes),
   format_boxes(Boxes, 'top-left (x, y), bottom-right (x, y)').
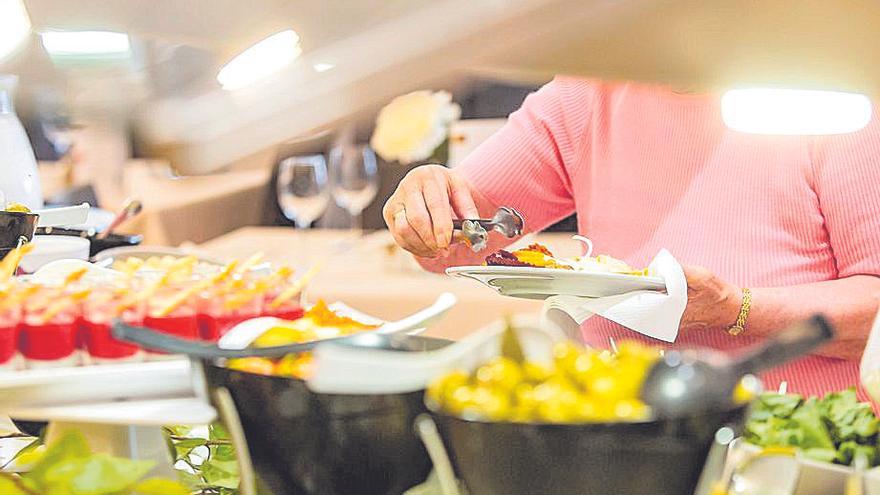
top-left (228, 300), bottom-right (376, 380)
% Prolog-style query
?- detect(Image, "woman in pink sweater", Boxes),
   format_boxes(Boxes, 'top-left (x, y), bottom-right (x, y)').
top-left (383, 77), bottom-right (880, 397)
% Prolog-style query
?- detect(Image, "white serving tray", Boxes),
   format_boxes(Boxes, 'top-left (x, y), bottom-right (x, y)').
top-left (0, 359), bottom-right (193, 408)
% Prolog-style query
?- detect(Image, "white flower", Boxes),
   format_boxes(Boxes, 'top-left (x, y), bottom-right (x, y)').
top-left (370, 90), bottom-right (461, 164)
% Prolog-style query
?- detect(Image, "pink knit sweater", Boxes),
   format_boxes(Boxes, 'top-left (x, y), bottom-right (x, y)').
top-left (457, 77), bottom-right (880, 397)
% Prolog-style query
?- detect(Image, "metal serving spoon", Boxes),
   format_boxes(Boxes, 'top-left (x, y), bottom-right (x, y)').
top-left (112, 292), bottom-right (456, 360)
top-left (451, 207), bottom-right (524, 252)
top-left (641, 314), bottom-right (834, 418)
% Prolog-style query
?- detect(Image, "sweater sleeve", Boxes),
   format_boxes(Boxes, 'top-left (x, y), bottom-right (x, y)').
top-left (455, 77), bottom-right (590, 233)
top-left (812, 109), bottom-right (880, 278)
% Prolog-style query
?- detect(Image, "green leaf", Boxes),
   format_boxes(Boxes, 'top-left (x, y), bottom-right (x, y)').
top-left (172, 438), bottom-right (209, 461)
top-left (42, 454), bottom-right (154, 495)
top-left (201, 458), bottom-right (240, 489)
top-left (130, 478), bottom-right (191, 495)
top-left (24, 431), bottom-right (91, 488)
top-left (174, 470), bottom-right (202, 491)
top-left (2, 437), bottom-right (44, 470)
top-left (500, 316), bottom-right (524, 364)
top-left (211, 443), bottom-right (236, 462)
top-left (0, 475), bottom-right (29, 495)
top-left (209, 423), bottom-right (230, 441)
top-left (790, 398), bottom-right (835, 450)
top-left (163, 426), bottom-right (192, 438)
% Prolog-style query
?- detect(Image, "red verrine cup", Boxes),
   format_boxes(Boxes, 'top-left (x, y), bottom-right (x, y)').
top-left (19, 289), bottom-right (80, 369)
top-left (0, 305), bottom-right (21, 370)
top-left (82, 288), bottom-right (145, 364)
top-left (198, 281), bottom-right (263, 341)
top-left (143, 283), bottom-right (200, 360)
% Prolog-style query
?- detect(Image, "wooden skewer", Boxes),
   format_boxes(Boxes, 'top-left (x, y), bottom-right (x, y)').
top-left (235, 252), bottom-right (265, 275)
top-left (40, 289), bottom-right (91, 323)
top-left (0, 243), bottom-right (35, 280)
top-left (269, 262), bottom-right (324, 310)
top-left (116, 255), bottom-right (201, 312)
top-left (154, 260), bottom-right (240, 317)
top-left (223, 265), bottom-right (295, 312)
top-left (63, 267), bottom-right (88, 287)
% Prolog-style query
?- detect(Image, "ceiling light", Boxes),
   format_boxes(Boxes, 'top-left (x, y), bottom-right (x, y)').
top-left (313, 62), bottom-right (335, 73)
top-left (217, 29), bottom-right (302, 91)
top-left (0, 0), bottom-right (31, 63)
top-left (40, 30), bottom-right (131, 58)
top-left (721, 88), bottom-right (872, 135)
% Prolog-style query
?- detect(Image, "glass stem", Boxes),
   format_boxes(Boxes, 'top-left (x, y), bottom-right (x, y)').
top-left (351, 209), bottom-right (363, 235)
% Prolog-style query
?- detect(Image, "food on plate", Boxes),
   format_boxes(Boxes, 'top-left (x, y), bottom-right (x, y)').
top-left (428, 325), bottom-right (661, 423)
top-left (111, 254), bottom-right (220, 281)
top-left (484, 236), bottom-right (649, 276)
top-left (254, 300), bottom-right (375, 347)
top-left (227, 300), bottom-right (378, 379)
top-left (4, 201), bottom-right (31, 213)
top-left (744, 388), bottom-right (880, 467)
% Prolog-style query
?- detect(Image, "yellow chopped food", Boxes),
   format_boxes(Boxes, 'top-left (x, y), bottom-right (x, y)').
top-left (5, 202), bottom-right (31, 213)
top-left (231, 300), bottom-right (378, 380)
top-left (428, 332), bottom-right (661, 424)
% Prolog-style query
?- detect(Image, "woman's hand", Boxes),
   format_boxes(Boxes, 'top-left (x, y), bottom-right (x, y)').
top-left (382, 165), bottom-right (481, 258)
top-left (680, 265), bottom-right (742, 333)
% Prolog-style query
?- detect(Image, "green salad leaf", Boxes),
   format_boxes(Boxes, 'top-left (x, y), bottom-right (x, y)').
top-left (0, 430), bottom-right (188, 495)
top-left (745, 387), bottom-right (880, 467)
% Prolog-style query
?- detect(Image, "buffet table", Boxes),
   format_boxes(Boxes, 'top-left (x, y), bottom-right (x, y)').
top-left (199, 227), bottom-right (583, 340)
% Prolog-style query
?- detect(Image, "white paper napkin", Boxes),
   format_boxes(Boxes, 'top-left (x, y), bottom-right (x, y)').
top-left (858, 299), bottom-right (880, 401)
top-left (540, 249), bottom-right (688, 343)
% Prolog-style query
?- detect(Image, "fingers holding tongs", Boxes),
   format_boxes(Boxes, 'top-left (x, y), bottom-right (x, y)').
top-left (451, 207), bottom-right (524, 252)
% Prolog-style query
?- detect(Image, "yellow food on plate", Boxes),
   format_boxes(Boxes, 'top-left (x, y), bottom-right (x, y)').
top-left (428, 331), bottom-right (661, 424)
top-left (252, 300), bottom-right (375, 348)
top-left (228, 300), bottom-right (377, 380)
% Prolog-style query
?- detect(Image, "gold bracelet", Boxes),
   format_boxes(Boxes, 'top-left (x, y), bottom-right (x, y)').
top-left (727, 288), bottom-right (752, 336)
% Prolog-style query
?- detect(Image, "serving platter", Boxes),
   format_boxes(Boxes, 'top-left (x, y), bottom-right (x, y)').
top-left (0, 359), bottom-right (193, 408)
top-left (446, 265), bottom-right (666, 300)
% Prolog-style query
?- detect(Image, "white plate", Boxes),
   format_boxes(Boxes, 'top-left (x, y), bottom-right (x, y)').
top-left (446, 265), bottom-right (666, 299)
top-left (0, 360), bottom-right (193, 408)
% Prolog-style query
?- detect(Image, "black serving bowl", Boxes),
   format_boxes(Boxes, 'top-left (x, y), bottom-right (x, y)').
top-left (203, 336), bottom-right (451, 495)
top-left (430, 402), bottom-right (750, 495)
top-left (36, 226), bottom-right (142, 257)
top-left (0, 210), bottom-right (38, 259)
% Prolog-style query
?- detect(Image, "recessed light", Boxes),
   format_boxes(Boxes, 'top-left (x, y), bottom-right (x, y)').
top-left (0, 0), bottom-right (31, 62)
top-left (40, 30), bottom-right (131, 58)
top-left (721, 88), bottom-right (872, 135)
top-left (313, 62), bottom-right (335, 73)
top-left (217, 29), bottom-right (302, 91)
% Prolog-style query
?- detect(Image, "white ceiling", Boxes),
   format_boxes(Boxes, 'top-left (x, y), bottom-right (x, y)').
top-left (4, 0), bottom-right (880, 173)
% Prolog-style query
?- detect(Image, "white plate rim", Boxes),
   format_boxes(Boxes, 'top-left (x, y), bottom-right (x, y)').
top-left (446, 265), bottom-right (666, 287)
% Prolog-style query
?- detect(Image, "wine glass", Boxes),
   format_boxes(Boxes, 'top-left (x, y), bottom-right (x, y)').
top-left (329, 144), bottom-right (379, 231)
top-left (276, 154), bottom-right (330, 229)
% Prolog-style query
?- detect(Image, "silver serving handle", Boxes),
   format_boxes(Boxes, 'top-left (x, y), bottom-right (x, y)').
top-left (452, 207), bottom-right (524, 253)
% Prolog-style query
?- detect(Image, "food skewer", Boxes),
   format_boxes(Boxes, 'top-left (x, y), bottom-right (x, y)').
top-left (155, 260), bottom-right (240, 317)
top-left (269, 262), bottom-right (323, 310)
top-left (0, 243), bottom-right (34, 280)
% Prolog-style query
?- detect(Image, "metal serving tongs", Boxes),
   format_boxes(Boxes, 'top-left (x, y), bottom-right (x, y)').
top-left (451, 206), bottom-right (524, 252)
